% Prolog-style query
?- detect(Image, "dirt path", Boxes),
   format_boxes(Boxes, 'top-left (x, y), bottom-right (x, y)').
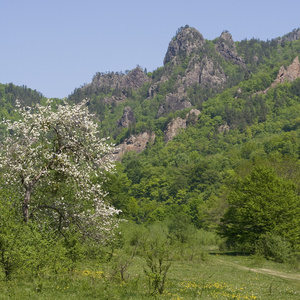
top-left (216, 259), bottom-right (300, 281)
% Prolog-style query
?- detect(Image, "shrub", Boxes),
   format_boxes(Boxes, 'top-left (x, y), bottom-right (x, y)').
top-left (255, 232), bottom-right (292, 263)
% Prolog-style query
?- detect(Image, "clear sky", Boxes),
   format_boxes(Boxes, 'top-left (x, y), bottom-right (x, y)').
top-left (1, 0), bottom-right (299, 98)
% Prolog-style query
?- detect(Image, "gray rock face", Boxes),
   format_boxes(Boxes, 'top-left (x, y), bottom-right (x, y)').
top-left (102, 95), bottom-right (127, 105)
top-left (113, 132), bottom-right (155, 161)
top-left (81, 67), bottom-right (151, 105)
top-left (163, 108), bottom-right (201, 142)
top-left (199, 57), bottom-right (227, 87)
top-left (157, 87), bottom-right (192, 117)
top-left (163, 27), bottom-right (205, 65)
top-left (164, 117), bottom-right (187, 142)
top-left (86, 67), bottom-right (151, 93)
top-left (256, 56), bottom-right (300, 94)
top-left (272, 56), bottom-right (300, 84)
top-left (118, 106), bottom-right (135, 128)
top-left (216, 31), bottom-right (245, 67)
top-left (155, 28), bottom-right (229, 117)
top-left (279, 28), bottom-right (300, 42)
top-left (184, 55), bottom-right (202, 87)
top-left (120, 67), bottom-right (151, 90)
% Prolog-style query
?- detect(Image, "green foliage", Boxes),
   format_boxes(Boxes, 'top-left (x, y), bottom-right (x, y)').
top-left (143, 224), bottom-right (171, 295)
top-left (2, 30), bottom-right (300, 288)
top-left (168, 213), bottom-right (195, 244)
top-left (219, 167), bottom-right (300, 250)
top-left (255, 232), bottom-right (292, 263)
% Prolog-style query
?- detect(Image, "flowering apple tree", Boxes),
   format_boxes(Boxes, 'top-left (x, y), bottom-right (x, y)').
top-left (0, 99), bottom-right (120, 242)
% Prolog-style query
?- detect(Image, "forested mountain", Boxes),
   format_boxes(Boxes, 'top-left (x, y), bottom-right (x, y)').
top-left (2, 26), bottom-right (300, 249)
top-left (67, 27), bottom-right (300, 230)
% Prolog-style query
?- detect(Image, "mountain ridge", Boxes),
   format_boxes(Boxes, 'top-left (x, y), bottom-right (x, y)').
top-left (1, 26), bottom-right (300, 225)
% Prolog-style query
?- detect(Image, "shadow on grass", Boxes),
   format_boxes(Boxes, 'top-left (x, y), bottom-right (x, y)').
top-left (209, 251), bottom-right (251, 256)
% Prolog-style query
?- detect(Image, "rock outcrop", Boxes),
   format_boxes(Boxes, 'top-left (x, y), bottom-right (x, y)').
top-left (113, 132), bottom-right (155, 161)
top-left (79, 67), bottom-right (151, 105)
top-left (271, 56), bottom-right (300, 85)
top-left (119, 67), bottom-right (151, 90)
top-left (164, 108), bottom-right (200, 142)
top-left (89, 67), bottom-right (151, 91)
top-left (102, 95), bottom-right (127, 105)
top-left (76, 68), bottom-right (151, 106)
top-left (218, 124), bottom-right (230, 133)
top-left (199, 57), bottom-right (227, 88)
top-left (277, 28), bottom-right (300, 43)
top-left (257, 56), bottom-right (300, 94)
top-left (163, 27), bottom-right (205, 65)
top-left (215, 31), bottom-right (245, 67)
top-left (164, 117), bottom-right (187, 142)
top-left (118, 106), bottom-right (135, 128)
top-left (157, 86), bottom-right (192, 117)
top-left (154, 27), bottom-right (228, 116)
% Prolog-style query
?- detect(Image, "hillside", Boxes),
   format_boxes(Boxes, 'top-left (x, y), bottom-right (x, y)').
top-left (1, 27), bottom-right (300, 294)
top-left (66, 27), bottom-right (300, 221)
top-left (2, 26), bottom-right (300, 227)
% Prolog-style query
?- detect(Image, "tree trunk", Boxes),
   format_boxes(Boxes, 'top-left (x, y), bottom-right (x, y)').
top-left (23, 189), bottom-right (31, 222)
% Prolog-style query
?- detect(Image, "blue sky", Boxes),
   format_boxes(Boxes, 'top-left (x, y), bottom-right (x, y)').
top-left (1, 0), bottom-right (299, 98)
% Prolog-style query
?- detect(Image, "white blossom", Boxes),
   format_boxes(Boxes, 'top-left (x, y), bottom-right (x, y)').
top-left (0, 99), bottom-right (120, 243)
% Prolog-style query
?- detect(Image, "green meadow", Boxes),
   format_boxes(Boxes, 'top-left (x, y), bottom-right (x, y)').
top-left (1, 229), bottom-right (299, 300)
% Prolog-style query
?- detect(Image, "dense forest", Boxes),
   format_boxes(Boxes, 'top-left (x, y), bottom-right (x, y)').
top-left (1, 26), bottom-right (300, 298)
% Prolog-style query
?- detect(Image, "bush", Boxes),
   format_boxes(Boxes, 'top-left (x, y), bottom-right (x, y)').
top-left (255, 232), bottom-right (292, 263)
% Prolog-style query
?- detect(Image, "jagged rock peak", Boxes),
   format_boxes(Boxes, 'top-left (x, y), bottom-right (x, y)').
top-left (219, 31), bottom-right (235, 46)
top-left (118, 106), bottom-right (135, 128)
top-left (279, 28), bottom-right (300, 42)
top-left (216, 31), bottom-right (245, 67)
top-left (271, 56), bottom-right (300, 86)
top-left (164, 108), bottom-right (201, 142)
top-left (256, 56), bottom-right (300, 94)
top-left (90, 67), bottom-right (150, 91)
top-left (121, 67), bottom-right (151, 90)
top-left (163, 26), bottom-right (205, 65)
top-left (112, 132), bottom-right (155, 161)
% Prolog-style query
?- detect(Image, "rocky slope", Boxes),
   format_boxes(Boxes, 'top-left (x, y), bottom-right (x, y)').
top-left (89, 67), bottom-right (150, 91)
top-left (72, 67), bottom-right (151, 104)
top-left (71, 27), bottom-right (244, 118)
top-left (66, 26), bottom-right (300, 160)
top-left (257, 56), bottom-right (300, 94)
top-left (277, 28), bottom-right (300, 43)
top-left (149, 27), bottom-right (239, 117)
top-left (164, 108), bottom-right (201, 142)
top-left (163, 27), bottom-right (205, 65)
top-left (112, 131), bottom-right (155, 161)
top-left (112, 108), bottom-right (201, 160)
top-left (118, 106), bottom-right (136, 128)
top-left (215, 31), bottom-right (245, 67)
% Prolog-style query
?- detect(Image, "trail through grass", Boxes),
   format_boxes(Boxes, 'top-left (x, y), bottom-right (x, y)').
top-left (215, 257), bottom-right (300, 281)
top-left (1, 254), bottom-right (300, 299)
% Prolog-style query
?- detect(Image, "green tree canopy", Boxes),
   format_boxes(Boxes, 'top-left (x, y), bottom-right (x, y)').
top-left (219, 167), bottom-right (300, 250)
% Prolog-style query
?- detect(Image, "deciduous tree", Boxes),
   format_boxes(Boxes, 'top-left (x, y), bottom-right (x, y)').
top-left (219, 167), bottom-right (300, 249)
top-left (0, 99), bottom-right (120, 242)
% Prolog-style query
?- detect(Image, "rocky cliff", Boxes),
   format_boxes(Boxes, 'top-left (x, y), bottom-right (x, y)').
top-left (277, 28), bottom-right (300, 43)
top-left (112, 131), bottom-right (155, 161)
top-left (66, 26), bottom-right (300, 161)
top-left (215, 31), bottom-right (245, 67)
top-left (164, 108), bottom-right (201, 142)
top-left (80, 67), bottom-right (151, 105)
top-left (272, 56), bottom-right (300, 85)
top-left (89, 67), bottom-right (150, 91)
top-left (118, 106), bottom-right (136, 128)
top-left (163, 27), bottom-right (205, 65)
top-left (152, 27), bottom-right (229, 116)
top-left (257, 56), bottom-right (300, 94)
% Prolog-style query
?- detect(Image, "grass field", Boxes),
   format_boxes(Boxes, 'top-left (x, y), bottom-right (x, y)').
top-left (1, 253), bottom-right (299, 299)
